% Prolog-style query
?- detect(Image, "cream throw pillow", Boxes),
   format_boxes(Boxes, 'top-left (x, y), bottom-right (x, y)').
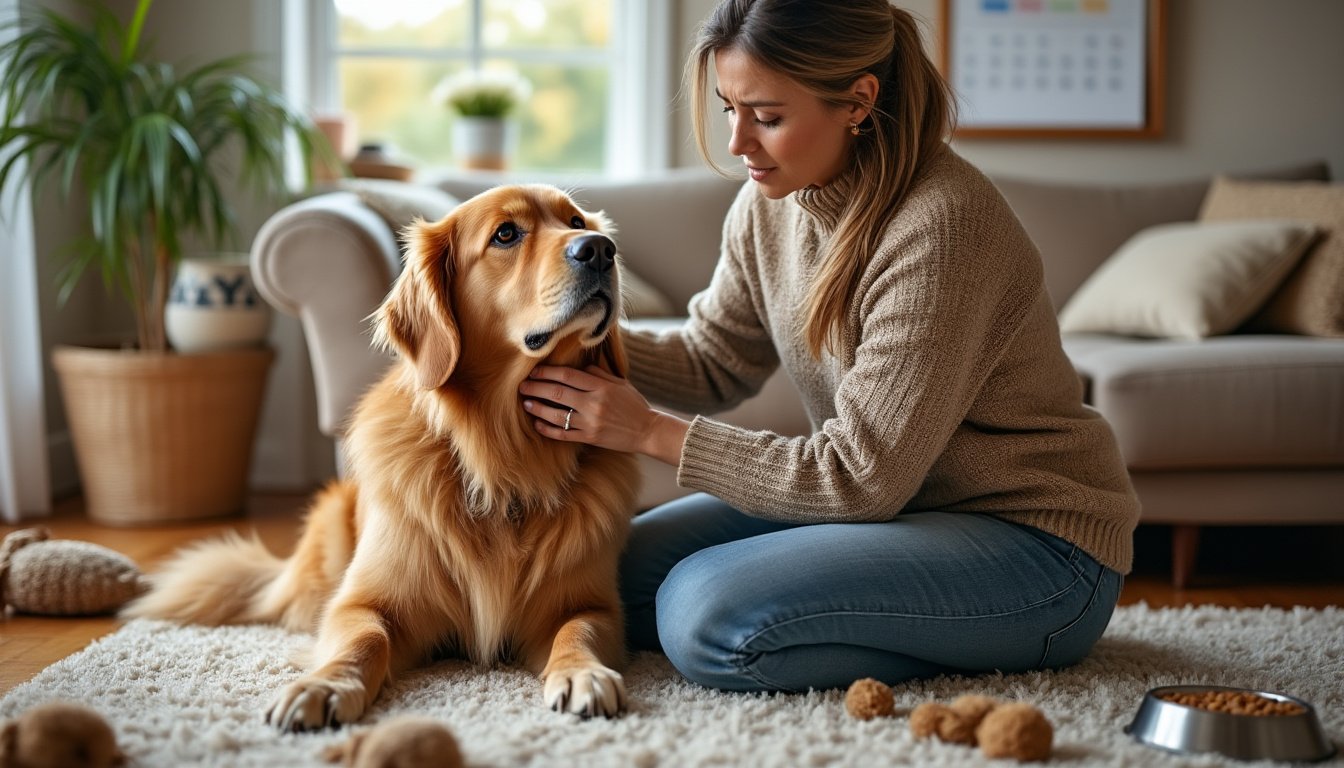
top-left (1058, 220), bottom-right (1319, 340)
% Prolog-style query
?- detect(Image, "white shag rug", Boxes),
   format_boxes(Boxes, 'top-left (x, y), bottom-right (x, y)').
top-left (2, 604), bottom-right (1340, 767)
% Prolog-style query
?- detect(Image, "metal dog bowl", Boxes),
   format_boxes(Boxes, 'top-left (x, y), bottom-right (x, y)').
top-left (1125, 685), bottom-right (1335, 762)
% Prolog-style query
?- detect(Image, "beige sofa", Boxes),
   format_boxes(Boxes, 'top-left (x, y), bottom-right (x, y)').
top-left (251, 161), bottom-right (1344, 587)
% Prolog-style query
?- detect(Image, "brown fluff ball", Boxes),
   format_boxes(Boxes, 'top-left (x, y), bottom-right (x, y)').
top-left (909, 701), bottom-right (951, 739)
top-left (0, 701), bottom-right (125, 768)
top-left (844, 678), bottom-right (895, 720)
top-left (976, 702), bottom-right (1054, 762)
top-left (322, 716), bottom-right (462, 768)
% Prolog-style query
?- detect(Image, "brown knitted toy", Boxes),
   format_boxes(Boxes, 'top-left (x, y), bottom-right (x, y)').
top-left (844, 678), bottom-right (895, 720)
top-left (1, 529), bottom-right (146, 617)
top-left (0, 701), bottom-right (125, 768)
top-left (322, 716), bottom-right (463, 768)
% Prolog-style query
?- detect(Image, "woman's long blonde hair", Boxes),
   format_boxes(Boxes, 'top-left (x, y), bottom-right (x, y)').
top-left (688, 0), bottom-right (955, 358)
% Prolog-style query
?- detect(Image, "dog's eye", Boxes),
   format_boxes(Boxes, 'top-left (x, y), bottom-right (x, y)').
top-left (491, 222), bottom-right (520, 247)
top-left (570, 215), bottom-right (586, 230)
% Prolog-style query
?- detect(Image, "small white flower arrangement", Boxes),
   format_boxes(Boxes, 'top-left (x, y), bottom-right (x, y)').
top-left (434, 69), bottom-right (532, 119)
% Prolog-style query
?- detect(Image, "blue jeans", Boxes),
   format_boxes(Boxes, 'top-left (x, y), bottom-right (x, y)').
top-left (619, 493), bottom-right (1122, 692)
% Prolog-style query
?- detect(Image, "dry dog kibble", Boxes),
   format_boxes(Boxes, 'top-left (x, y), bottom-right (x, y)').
top-left (1158, 689), bottom-right (1305, 717)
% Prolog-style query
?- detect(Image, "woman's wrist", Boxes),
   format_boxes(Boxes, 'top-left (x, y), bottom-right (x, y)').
top-left (642, 411), bottom-right (691, 467)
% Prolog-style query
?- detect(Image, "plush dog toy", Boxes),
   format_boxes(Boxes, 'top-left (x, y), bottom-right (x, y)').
top-left (0, 529), bottom-right (145, 617)
top-left (0, 701), bottom-right (125, 768)
top-left (322, 716), bottom-right (463, 768)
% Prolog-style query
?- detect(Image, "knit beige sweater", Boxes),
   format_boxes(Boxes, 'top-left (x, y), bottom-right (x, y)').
top-left (623, 147), bottom-right (1140, 573)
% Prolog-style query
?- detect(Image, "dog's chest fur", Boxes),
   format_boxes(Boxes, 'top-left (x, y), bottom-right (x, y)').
top-left (344, 372), bottom-right (636, 664)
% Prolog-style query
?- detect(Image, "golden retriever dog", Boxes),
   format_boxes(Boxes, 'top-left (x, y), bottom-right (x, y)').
top-left (123, 185), bottom-right (641, 729)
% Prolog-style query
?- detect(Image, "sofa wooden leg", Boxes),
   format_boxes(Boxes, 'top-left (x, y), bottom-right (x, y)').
top-left (1171, 524), bottom-right (1200, 590)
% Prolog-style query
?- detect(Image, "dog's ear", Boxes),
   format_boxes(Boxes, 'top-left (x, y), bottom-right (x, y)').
top-left (374, 218), bottom-right (461, 389)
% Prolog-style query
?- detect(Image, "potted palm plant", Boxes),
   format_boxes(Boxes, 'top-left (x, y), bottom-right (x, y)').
top-left (0, 0), bottom-right (321, 524)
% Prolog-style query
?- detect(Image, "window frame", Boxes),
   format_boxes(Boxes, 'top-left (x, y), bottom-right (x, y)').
top-left (0, 0), bottom-right (53, 521)
top-left (304, 0), bottom-right (670, 176)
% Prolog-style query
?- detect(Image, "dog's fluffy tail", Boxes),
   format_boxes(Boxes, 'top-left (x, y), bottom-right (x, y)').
top-left (121, 482), bottom-right (357, 634)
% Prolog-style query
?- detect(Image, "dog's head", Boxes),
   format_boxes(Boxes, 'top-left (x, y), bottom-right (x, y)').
top-left (374, 184), bottom-right (627, 390)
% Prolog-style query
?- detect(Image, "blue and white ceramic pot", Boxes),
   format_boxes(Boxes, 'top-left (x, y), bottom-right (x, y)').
top-left (165, 253), bottom-right (271, 354)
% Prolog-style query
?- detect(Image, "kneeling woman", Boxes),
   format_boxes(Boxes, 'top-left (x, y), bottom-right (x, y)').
top-left (520, 0), bottom-right (1140, 692)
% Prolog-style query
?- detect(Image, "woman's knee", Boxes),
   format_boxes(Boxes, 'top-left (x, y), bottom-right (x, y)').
top-left (654, 553), bottom-right (764, 691)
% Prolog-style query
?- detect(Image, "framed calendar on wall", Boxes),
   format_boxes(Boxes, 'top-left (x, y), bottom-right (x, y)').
top-left (939, 0), bottom-right (1167, 139)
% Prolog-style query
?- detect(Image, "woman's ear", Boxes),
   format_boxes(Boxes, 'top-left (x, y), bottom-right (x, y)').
top-left (847, 73), bottom-right (880, 126)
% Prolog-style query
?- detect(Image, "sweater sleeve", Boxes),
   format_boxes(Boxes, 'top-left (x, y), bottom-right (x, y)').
top-left (676, 192), bottom-right (1042, 523)
top-left (623, 184), bottom-right (780, 414)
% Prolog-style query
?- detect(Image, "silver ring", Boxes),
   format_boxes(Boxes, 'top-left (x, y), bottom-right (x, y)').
top-left (563, 408), bottom-right (574, 431)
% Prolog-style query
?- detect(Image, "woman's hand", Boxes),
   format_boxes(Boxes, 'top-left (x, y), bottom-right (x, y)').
top-left (520, 365), bottom-right (689, 466)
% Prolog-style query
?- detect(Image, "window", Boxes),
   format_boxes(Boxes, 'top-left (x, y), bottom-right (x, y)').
top-left (309, 0), bottom-right (668, 175)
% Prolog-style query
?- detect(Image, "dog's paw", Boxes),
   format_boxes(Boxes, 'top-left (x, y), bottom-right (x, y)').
top-left (265, 675), bottom-right (368, 732)
top-left (543, 663), bottom-right (627, 718)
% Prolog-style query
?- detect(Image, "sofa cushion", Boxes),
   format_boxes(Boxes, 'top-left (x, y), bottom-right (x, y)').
top-left (1056, 220), bottom-right (1319, 340)
top-left (1199, 178), bottom-right (1344, 337)
top-left (1071, 335), bottom-right (1344, 469)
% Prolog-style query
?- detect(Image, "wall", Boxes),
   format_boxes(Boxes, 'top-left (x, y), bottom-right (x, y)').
top-left (674, 0), bottom-right (1344, 182)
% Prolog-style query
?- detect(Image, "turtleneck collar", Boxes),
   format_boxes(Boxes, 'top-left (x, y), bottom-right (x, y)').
top-left (793, 165), bottom-right (856, 233)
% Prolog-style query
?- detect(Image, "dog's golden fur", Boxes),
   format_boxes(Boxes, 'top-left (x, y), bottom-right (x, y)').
top-left (123, 185), bottom-right (640, 728)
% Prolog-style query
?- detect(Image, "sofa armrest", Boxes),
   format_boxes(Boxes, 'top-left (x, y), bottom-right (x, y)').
top-left (251, 192), bottom-right (401, 437)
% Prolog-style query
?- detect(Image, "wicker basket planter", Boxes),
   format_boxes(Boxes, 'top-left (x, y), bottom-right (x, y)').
top-left (51, 345), bottom-right (274, 526)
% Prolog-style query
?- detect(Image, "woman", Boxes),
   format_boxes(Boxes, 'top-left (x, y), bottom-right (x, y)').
top-left (519, 0), bottom-right (1140, 692)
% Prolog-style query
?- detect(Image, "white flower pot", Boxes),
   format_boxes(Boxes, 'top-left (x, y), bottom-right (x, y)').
top-left (165, 254), bottom-right (271, 354)
top-left (453, 116), bottom-right (515, 171)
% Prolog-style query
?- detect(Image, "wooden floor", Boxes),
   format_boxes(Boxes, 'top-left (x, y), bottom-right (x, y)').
top-left (3, 492), bottom-right (1342, 696)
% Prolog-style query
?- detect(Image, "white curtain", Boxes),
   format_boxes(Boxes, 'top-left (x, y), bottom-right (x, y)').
top-left (0, 0), bottom-right (52, 523)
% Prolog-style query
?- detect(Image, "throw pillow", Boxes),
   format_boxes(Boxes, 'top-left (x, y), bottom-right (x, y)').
top-left (1057, 220), bottom-right (1320, 340)
top-left (339, 179), bottom-right (460, 238)
top-left (1199, 178), bottom-right (1344, 337)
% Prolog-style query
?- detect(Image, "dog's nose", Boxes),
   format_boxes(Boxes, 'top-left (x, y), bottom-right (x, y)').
top-left (565, 233), bottom-right (616, 274)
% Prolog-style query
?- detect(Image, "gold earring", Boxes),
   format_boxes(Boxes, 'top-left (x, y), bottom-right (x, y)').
top-left (849, 122), bottom-right (861, 136)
